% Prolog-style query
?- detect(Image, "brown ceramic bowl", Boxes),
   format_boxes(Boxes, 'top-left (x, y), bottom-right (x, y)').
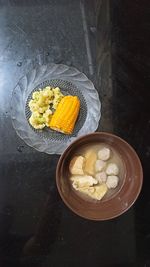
top-left (56, 132), bottom-right (143, 220)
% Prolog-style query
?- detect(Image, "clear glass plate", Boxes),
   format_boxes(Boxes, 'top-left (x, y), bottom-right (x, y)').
top-left (11, 64), bottom-right (101, 154)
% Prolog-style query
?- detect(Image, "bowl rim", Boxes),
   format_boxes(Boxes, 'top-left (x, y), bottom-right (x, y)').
top-left (56, 132), bottom-right (143, 220)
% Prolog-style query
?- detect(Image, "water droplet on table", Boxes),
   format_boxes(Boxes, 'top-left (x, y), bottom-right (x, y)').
top-left (17, 62), bottom-right (22, 67)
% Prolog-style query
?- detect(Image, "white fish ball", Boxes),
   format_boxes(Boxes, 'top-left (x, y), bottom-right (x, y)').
top-left (95, 171), bottom-right (107, 183)
top-left (95, 160), bottom-right (106, 172)
top-left (106, 163), bottom-right (119, 175)
top-left (98, 147), bottom-right (111, 161)
top-left (106, 175), bottom-right (119, 189)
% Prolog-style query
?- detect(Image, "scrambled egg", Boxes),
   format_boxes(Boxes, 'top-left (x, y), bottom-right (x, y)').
top-left (28, 86), bottom-right (64, 129)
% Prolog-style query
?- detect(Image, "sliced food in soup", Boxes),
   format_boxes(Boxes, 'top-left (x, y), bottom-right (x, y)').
top-left (69, 156), bottom-right (85, 175)
top-left (78, 183), bottom-right (108, 200)
top-left (84, 150), bottom-right (97, 175)
top-left (70, 175), bottom-right (97, 190)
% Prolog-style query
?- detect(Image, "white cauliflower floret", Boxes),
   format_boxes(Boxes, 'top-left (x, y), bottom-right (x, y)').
top-left (29, 112), bottom-right (45, 129)
top-left (52, 95), bottom-right (64, 110)
top-left (32, 91), bottom-right (40, 100)
top-left (106, 175), bottom-right (119, 189)
top-left (42, 87), bottom-right (54, 99)
top-left (28, 100), bottom-right (38, 112)
top-left (52, 99), bottom-right (60, 110)
top-left (98, 147), bottom-right (111, 161)
top-left (38, 105), bottom-right (49, 114)
top-left (52, 87), bottom-right (64, 109)
top-left (37, 96), bottom-right (47, 107)
top-left (28, 86), bottom-right (64, 130)
top-left (44, 86), bottom-right (51, 91)
top-left (43, 109), bottom-right (52, 126)
top-left (106, 163), bottom-right (119, 175)
top-left (52, 87), bottom-right (61, 94)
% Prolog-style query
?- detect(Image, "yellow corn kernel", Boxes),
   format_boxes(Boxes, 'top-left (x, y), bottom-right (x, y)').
top-left (49, 95), bottom-right (80, 134)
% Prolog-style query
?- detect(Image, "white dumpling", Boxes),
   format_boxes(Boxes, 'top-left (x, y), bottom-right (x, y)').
top-left (98, 147), bottom-right (111, 161)
top-left (106, 163), bottom-right (119, 175)
top-left (95, 172), bottom-right (107, 184)
top-left (106, 175), bottom-right (119, 189)
top-left (95, 160), bottom-right (106, 172)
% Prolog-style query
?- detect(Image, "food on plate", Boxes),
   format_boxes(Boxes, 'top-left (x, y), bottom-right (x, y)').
top-left (69, 156), bottom-right (85, 175)
top-left (95, 171), bottom-right (107, 184)
top-left (70, 175), bottom-right (97, 190)
top-left (29, 112), bottom-right (46, 129)
top-left (106, 175), bottom-right (119, 189)
top-left (52, 87), bottom-right (64, 110)
top-left (98, 147), bottom-right (111, 161)
top-left (69, 144), bottom-right (122, 201)
top-left (49, 95), bottom-right (80, 134)
top-left (106, 163), bottom-right (119, 175)
top-left (43, 110), bottom-right (53, 127)
top-left (29, 109), bottom-right (53, 129)
top-left (95, 159), bottom-right (106, 172)
top-left (28, 86), bottom-right (64, 129)
top-left (84, 150), bottom-right (97, 175)
top-left (28, 86), bottom-right (81, 134)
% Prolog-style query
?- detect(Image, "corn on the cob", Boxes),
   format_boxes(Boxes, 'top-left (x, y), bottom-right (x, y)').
top-left (49, 95), bottom-right (80, 134)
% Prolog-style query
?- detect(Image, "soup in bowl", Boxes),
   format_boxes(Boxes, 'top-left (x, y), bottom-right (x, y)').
top-left (56, 132), bottom-right (143, 220)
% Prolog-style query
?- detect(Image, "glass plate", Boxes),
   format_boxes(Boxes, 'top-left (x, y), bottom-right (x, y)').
top-left (11, 64), bottom-right (101, 154)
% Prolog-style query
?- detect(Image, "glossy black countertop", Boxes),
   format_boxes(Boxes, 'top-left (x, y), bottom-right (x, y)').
top-left (0, 0), bottom-right (150, 266)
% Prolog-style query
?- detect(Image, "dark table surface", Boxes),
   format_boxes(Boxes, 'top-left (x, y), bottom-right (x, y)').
top-left (0, 0), bottom-right (150, 266)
